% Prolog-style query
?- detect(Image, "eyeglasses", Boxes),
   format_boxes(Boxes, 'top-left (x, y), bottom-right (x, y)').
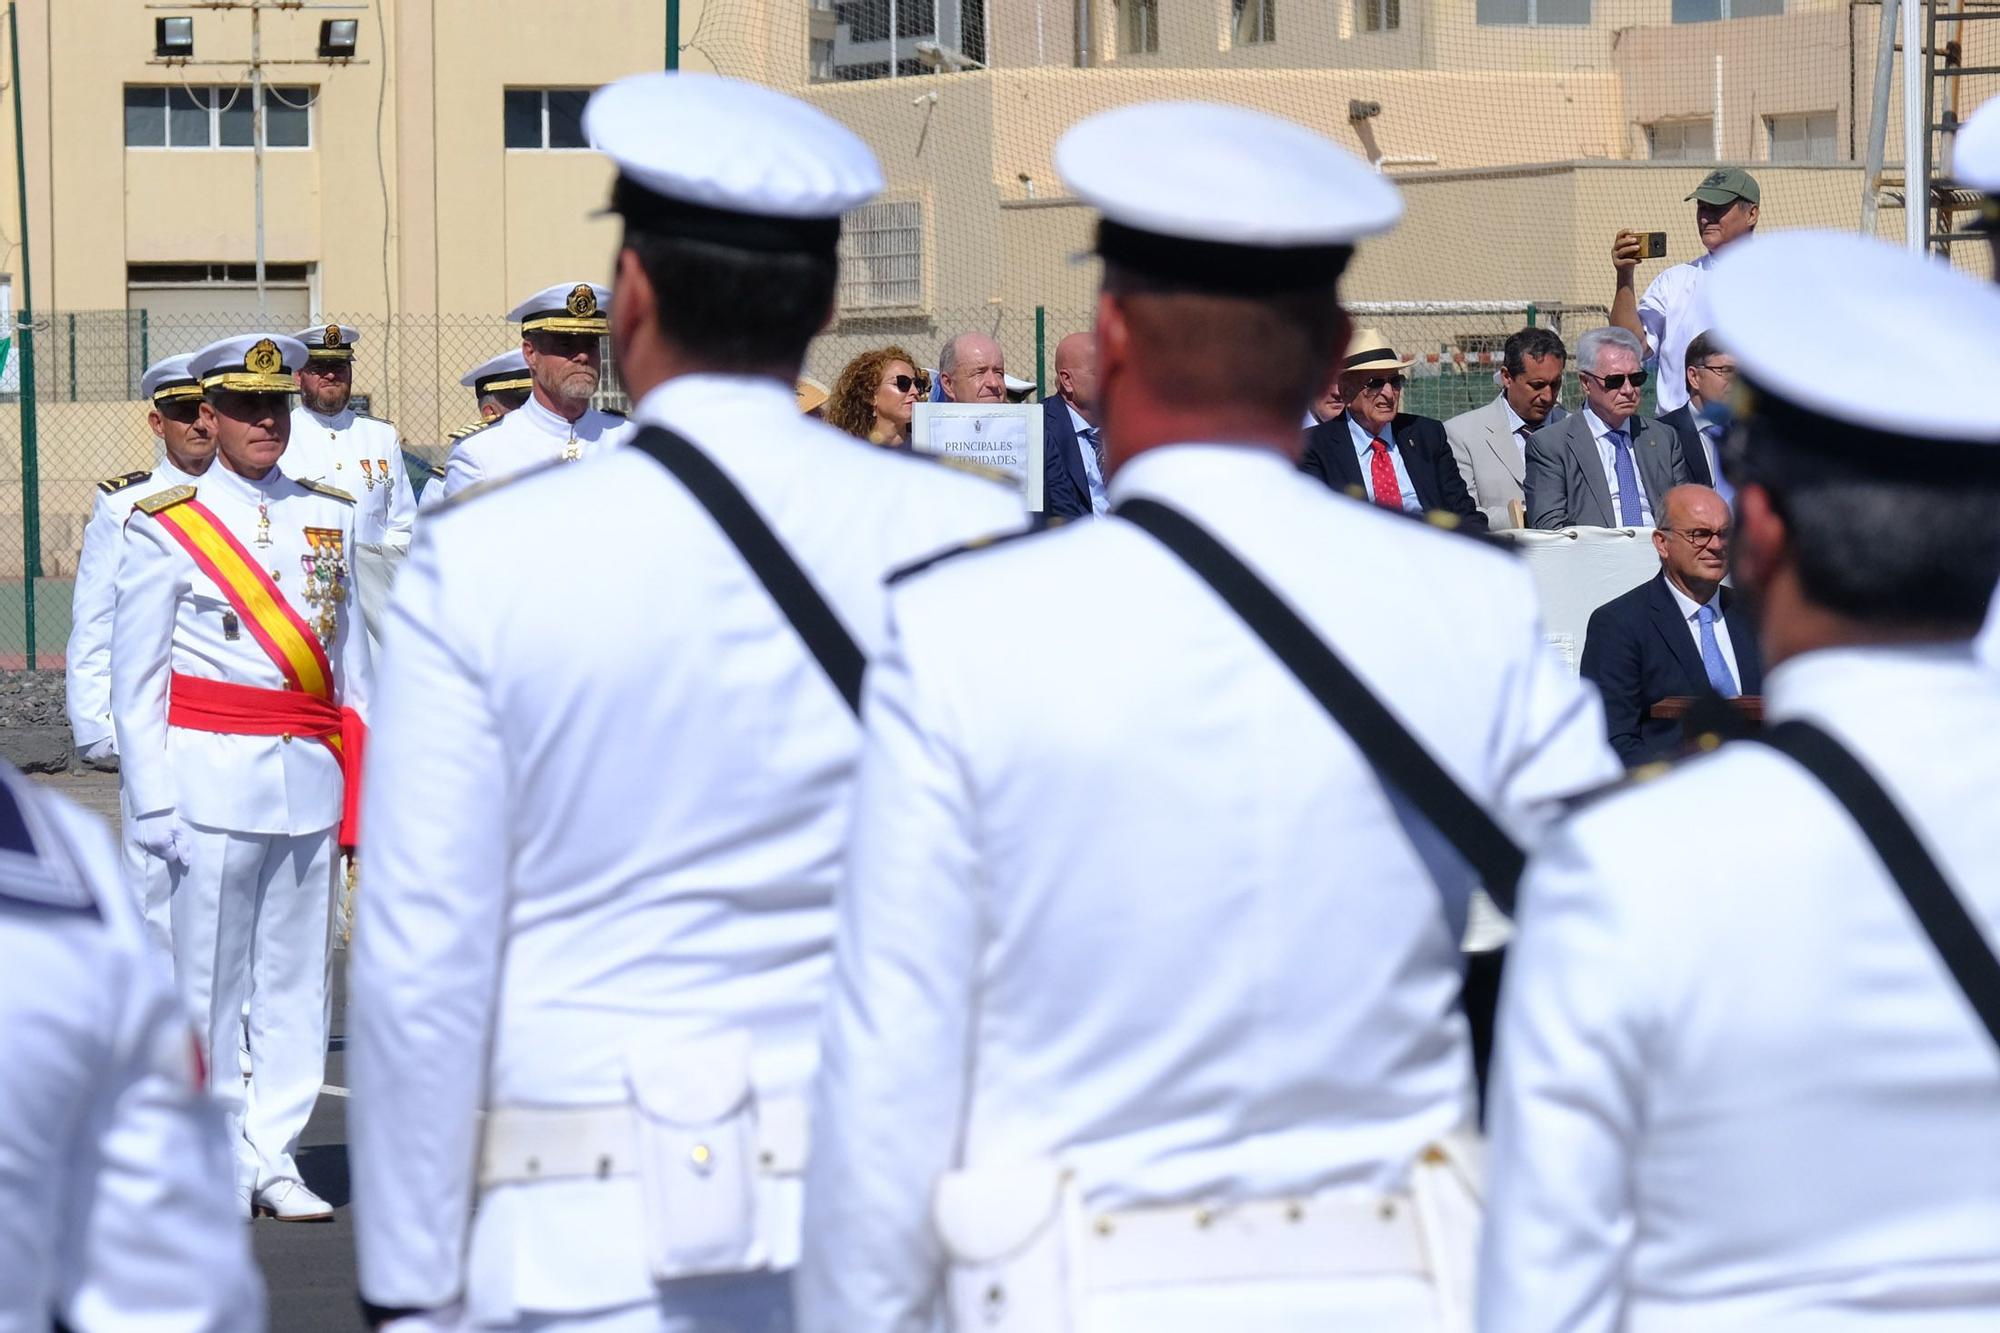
top-left (886, 374), bottom-right (929, 394)
top-left (1361, 374), bottom-right (1407, 392)
top-left (1582, 369), bottom-right (1648, 390)
top-left (1692, 362), bottom-right (1737, 379)
top-left (1666, 526), bottom-right (1732, 549)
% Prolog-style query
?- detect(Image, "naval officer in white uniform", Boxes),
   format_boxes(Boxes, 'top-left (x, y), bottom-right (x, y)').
top-left (112, 333), bottom-right (370, 1223)
top-left (416, 349), bottom-right (535, 513)
top-left (0, 763), bottom-right (265, 1331)
top-left (348, 72), bottom-right (1023, 1332)
top-left (797, 102), bottom-right (1619, 1333)
top-left (1480, 232), bottom-right (2000, 1331)
top-left (1957, 97), bottom-right (2000, 668)
top-left (437, 282), bottom-right (634, 499)
top-left (65, 354), bottom-right (217, 954)
top-left (284, 323), bottom-right (416, 550)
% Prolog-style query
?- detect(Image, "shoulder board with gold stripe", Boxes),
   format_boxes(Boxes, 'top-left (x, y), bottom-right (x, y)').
top-left (1562, 757), bottom-right (1682, 814)
top-left (432, 459), bottom-right (562, 514)
top-left (428, 462), bottom-right (447, 481)
top-left (133, 484), bottom-right (196, 515)
top-left (887, 517), bottom-right (1069, 586)
top-left (299, 479), bottom-right (355, 504)
top-left (449, 417), bottom-right (501, 444)
top-left (98, 468), bottom-right (154, 495)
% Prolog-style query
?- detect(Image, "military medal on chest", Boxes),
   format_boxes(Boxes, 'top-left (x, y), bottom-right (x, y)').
top-left (560, 431), bottom-right (582, 463)
top-left (359, 458), bottom-right (377, 491)
top-left (300, 526), bottom-right (349, 645)
top-left (254, 502), bottom-right (273, 548)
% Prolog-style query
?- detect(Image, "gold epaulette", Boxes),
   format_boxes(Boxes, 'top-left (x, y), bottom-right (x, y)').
top-left (427, 462), bottom-right (446, 480)
top-left (446, 419), bottom-right (488, 442)
top-left (133, 484), bottom-right (195, 515)
top-left (98, 469), bottom-right (153, 494)
top-left (300, 479), bottom-right (355, 503)
top-left (888, 516), bottom-right (1070, 585)
top-left (431, 460), bottom-right (561, 514)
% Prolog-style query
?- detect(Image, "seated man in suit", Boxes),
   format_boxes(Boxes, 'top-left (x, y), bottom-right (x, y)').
top-left (1445, 325), bottom-right (1569, 530)
top-left (1040, 331), bottom-right (1102, 518)
top-left (1580, 483), bottom-right (1763, 766)
top-left (1300, 327), bottom-right (1485, 530)
top-left (1525, 325), bottom-right (1691, 529)
top-left (1655, 329), bottom-right (1734, 503)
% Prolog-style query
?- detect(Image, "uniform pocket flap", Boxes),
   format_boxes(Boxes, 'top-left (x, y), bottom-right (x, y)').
top-left (625, 1031), bottom-right (753, 1127)
top-left (932, 1159), bottom-right (1066, 1266)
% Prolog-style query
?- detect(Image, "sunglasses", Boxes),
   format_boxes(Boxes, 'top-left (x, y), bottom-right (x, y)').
top-left (1583, 369), bottom-right (1648, 390)
top-left (1361, 374), bottom-right (1407, 392)
top-left (886, 374), bottom-right (928, 394)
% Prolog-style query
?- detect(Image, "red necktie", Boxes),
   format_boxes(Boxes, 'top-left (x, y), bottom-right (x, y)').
top-left (1369, 438), bottom-right (1401, 509)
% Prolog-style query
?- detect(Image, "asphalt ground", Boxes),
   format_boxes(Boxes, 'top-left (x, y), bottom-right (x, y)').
top-left (32, 770), bottom-right (364, 1331)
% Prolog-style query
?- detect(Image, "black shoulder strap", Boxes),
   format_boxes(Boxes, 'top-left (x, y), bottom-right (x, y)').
top-left (1760, 719), bottom-right (2000, 1058)
top-left (1116, 496), bottom-right (1526, 913)
top-left (631, 426), bottom-right (865, 716)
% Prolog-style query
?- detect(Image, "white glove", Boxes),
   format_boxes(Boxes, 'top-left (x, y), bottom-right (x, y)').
top-left (132, 810), bottom-right (193, 866)
top-left (76, 735), bottom-right (119, 771)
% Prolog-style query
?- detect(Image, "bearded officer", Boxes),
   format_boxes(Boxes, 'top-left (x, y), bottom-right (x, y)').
top-left (348, 71), bottom-right (1023, 1332)
top-left (65, 354), bottom-right (217, 955)
top-left (111, 333), bottom-right (370, 1223)
top-left (797, 102), bottom-right (1619, 1333)
top-left (285, 323), bottom-right (416, 550)
top-left (437, 282), bottom-right (634, 499)
top-left (1481, 232), bottom-right (2000, 1330)
top-left (0, 762), bottom-right (265, 1330)
top-left (416, 349), bottom-right (534, 512)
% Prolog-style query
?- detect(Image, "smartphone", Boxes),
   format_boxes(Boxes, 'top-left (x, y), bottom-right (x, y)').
top-left (1638, 231), bottom-right (1668, 259)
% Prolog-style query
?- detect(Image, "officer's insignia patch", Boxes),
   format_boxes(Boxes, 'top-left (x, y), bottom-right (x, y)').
top-left (299, 479), bottom-right (356, 504)
top-left (246, 339), bottom-right (282, 375)
top-left (323, 323), bottom-right (342, 349)
top-left (133, 484), bottom-right (196, 515)
top-left (1700, 169), bottom-right (1728, 189)
top-left (98, 469), bottom-right (153, 494)
top-left (566, 283), bottom-right (597, 318)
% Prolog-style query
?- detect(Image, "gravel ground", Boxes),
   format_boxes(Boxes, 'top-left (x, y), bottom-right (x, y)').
top-left (0, 670), bottom-right (70, 728)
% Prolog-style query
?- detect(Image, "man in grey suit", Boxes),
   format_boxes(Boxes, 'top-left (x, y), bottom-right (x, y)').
top-left (1445, 326), bottom-right (1570, 530)
top-left (1525, 325), bottom-right (1691, 530)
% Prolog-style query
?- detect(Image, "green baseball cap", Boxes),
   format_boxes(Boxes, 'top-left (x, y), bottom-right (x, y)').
top-left (1686, 166), bottom-right (1760, 206)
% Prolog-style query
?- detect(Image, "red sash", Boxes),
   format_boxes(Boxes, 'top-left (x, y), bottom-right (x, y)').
top-left (168, 675), bottom-right (364, 847)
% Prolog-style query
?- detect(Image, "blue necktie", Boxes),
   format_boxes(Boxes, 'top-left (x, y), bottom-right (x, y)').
top-left (1696, 603), bottom-right (1739, 697)
top-left (1703, 424), bottom-right (1735, 507)
top-left (1610, 428), bottom-right (1643, 526)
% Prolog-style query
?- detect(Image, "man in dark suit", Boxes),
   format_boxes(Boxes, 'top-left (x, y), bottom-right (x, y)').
top-left (1040, 331), bottom-right (1101, 518)
top-left (1525, 325), bottom-right (1692, 529)
top-left (1654, 329), bottom-right (1734, 501)
top-left (1299, 327), bottom-right (1485, 530)
top-left (1580, 483), bottom-right (1763, 766)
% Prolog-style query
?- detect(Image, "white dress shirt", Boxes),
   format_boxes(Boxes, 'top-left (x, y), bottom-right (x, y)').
top-left (1638, 250), bottom-right (1716, 415)
top-left (348, 373), bottom-right (1023, 1322)
top-left (0, 768), bottom-right (265, 1332)
top-left (439, 392), bottom-right (634, 499)
top-left (1584, 405), bottom-right (1655, 527)
top-left (1663, 575), bottom-right (1740, 690)
top-left (1070, 402), bottom-right (1108, 515)
top-left (282, 406), bottom-right (416, 548)
top-left (798, 444), bottom-right (1620, 1332)
top-left (1346, 412), bottom-right (1420, 511)
top-left (1502, 399), bottom-right (1533, 468)
top-left (64, 458), bottom-right (199, 757)
top-left (1483, 643), bottom-right (2000, 1331)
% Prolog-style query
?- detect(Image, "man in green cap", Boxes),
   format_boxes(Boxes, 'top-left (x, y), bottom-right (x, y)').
top-left (1609, 166), bottom-right (1759, 415)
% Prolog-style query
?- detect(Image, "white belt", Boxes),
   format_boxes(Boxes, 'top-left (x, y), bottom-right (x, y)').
top-left (1081, 1186), bottom-right (1429, 1290)
top-left (478, 1100), bottom-right (807, 1189)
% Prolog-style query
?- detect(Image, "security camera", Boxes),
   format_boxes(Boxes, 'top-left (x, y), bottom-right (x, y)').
top-left (1348, 100), bottom-right (1382, 121)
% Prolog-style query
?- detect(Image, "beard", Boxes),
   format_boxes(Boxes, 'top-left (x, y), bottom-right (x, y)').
top-left (305, 382), bottom-right (350, 415)
top-left (540, 363), bottom-right (599, 406)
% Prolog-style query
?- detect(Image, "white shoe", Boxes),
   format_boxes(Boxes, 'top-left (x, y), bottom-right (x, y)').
top-left (253, 1179), bottom-right (333, 1222)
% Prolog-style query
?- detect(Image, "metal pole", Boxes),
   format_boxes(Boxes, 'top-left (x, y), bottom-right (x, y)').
top-left (1860, 0), bottom-right (1901, 237)
top-left (139, 306), bottom-right (149, 386)
top-left (1904, 0), bottom-right (1927, 251)
top-left (8, 0), bottom-right (37, 662)
top-left (890, 0), bottom-right (898, 76)
top-left (65, 312), bottom-right (73, 401)
top-left (665, 0), bottom-right (678, 69)
top-left (252, 1), bottom-right (267, 318)
top-left (1034, 305), bottom-right (1046, 399)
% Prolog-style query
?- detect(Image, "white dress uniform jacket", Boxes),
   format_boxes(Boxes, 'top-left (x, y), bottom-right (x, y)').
top-left (283, 406), bottom-right (416, 548)
top-left (0, 766), bottom-right (264, 1333)
top-left (438, 394), bottom-right (633, 500)
top-left (797, 445), bottom-right (1621, 1333)
top-left (1481, 644), bottom-right (2000, 1331)
top-left (349, 374), bottom-right (1024, 1326)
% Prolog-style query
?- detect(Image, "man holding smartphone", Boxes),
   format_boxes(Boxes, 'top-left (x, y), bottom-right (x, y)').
top-left (1609, 167), bottom-right (1760, 414)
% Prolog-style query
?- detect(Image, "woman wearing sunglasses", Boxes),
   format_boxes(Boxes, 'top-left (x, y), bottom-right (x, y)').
top-left (825, 345), bottom-right (927, 447)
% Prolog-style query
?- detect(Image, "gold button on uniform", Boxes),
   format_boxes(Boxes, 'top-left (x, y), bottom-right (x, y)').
top-left (281, 733), bottom-right (292, 744)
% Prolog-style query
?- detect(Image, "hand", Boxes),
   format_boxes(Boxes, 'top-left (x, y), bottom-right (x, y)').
top-left (1612, 229), bottom-right (1644, 273)
top-left (132, 810), bottom-right (193, 866)
top-left (76, 736), bottom-right (119, 772)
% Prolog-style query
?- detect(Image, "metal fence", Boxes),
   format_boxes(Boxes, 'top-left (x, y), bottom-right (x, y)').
top-left (0, 299), bottom-right (1612, 668)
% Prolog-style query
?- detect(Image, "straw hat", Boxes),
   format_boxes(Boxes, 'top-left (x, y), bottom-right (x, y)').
top-left (1343, 327), bottom-right (1414, 374)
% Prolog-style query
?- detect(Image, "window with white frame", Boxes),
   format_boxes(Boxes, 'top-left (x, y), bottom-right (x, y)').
top-left (1766, 111), bottom-right (1836, 163)
top-left (1672, 0), bottom-right (1781, 20)
top-left (1234, 0), bottom-right (1277, 43)
top-left (1647, 118), bottom-right (1715, 163)
top-left (1119, 0), bottom-right (1160, 53)
top-left (1477, 0), bottom-right (1589, 24)
top-left (502, 89), bottom-right (593, 150)
top-left (839, 200), bottom-right (923, 310)
top-left (1357, 0), bottom-right (1400, 31)
top-left (123, 85), bottom-right (313, 149)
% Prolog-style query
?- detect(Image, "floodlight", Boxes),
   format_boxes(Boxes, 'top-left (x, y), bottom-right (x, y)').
top-left (318, 19), bottom-right (359, 59)
top-left (155, 17), bottom-right (194, 60)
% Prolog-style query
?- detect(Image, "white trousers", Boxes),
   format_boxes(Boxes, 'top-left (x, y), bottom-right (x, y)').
top-left (117, 781), bottom-right (175, 963)
top-left (384, 1276), bottom-right (792, 1333)
top-left (170, 820), bottom-right (335, 1193)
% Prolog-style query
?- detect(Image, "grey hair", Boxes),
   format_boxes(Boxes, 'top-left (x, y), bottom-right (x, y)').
top-left (1576, 325), bottom-right (1645, 375)
top-left (937, 334), bottom-right (967, 380)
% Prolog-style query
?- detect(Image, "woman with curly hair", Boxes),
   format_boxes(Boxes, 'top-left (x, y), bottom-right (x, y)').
top-left (825, 345), bottom-right (927, 447)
